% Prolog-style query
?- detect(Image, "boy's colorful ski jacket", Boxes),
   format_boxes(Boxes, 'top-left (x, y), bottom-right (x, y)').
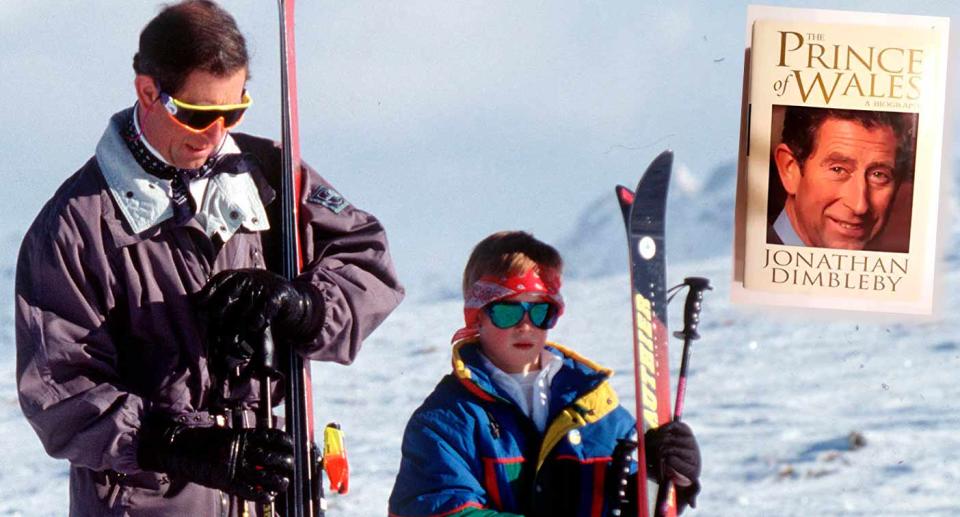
top-left (389, 340), bottom-right (636, 517)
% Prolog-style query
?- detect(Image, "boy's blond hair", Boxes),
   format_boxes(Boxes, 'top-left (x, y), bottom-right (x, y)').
top-left (461, 231), bottom-right (563, 299)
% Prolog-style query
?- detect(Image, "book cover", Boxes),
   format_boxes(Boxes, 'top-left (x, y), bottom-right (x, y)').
top-left (733, 5), bottom-right (950, 314)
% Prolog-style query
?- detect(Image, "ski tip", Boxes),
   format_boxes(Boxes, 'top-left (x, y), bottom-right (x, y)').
top-left (638, 150), bottom-right (673, 183)
top-left (615, 185), bottom-right (635, 206)
top-left (652, 149), bottom-right (674, 165)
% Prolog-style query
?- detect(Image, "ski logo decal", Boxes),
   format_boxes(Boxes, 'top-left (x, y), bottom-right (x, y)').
top-left (308, 185), bottom-right (349, 213)
top-left (632, 293), bottom-right (660, 429)
top-left (638, 236), bottom-right (657, 260)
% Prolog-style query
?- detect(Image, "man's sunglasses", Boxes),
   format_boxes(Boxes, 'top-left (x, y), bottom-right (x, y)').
top-left (158, 90), bottom-right (252, 132)
top-left (483, 301), bottom-right (559, 330)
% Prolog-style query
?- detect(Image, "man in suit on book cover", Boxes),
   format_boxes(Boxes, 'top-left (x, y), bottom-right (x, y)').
top-left (768, 106), bottom-right (916, 251)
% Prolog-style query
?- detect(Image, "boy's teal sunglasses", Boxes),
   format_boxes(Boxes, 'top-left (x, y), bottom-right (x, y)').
top-left (483, 301), bottom-right (559, 330)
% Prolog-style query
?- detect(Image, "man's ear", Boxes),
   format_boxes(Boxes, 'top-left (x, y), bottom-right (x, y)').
top-left (774, 143), bottom-right (802, 195)
top-left (134, 75), bottom-right (160, 107)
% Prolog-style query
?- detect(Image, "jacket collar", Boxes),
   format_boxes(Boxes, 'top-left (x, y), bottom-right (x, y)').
top-left (451, 340), bottom-right (612, 405)
top-left (451, 340), bottom-right (621, 473)
top-left (774, 209), bottom-right (805, 246)
top-left (95, 108), bottom-right (271, 241)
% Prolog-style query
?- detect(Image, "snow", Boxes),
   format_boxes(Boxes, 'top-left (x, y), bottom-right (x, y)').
top-left (4, 246), bottom-right (959, 515)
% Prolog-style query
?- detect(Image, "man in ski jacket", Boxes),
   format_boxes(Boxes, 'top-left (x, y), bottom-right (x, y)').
top-left (388, 232), bottom-right (699, 517)
top-left (14, 1), bottom-right (403, 515)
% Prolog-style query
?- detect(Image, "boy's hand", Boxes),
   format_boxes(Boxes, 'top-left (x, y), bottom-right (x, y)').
top-left (645, 421), bottom-right (701, 513)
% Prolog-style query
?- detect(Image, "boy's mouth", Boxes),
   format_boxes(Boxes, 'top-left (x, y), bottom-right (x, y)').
top-left (513, 342), bottom-right (535, 350)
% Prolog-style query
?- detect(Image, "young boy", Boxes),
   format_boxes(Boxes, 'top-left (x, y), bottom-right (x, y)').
top-left (389, 231), bottom-right (701, 516)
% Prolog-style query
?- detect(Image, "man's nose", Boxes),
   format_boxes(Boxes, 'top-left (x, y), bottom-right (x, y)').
top-left (840, 173), bottom-right (870, 215)
top-left (200, 118), bottom-right (226, 143)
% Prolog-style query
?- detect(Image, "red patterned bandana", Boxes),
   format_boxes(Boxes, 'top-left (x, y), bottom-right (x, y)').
top-left (451, 267), bottom-right (564, 343)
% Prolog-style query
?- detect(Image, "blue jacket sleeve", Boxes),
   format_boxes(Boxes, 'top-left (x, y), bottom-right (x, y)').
top-left (388, 409), bottom-right (519, 517)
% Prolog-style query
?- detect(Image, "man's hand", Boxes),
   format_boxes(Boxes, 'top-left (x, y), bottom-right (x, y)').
top-left (137, 416), bottom-right (294, 503)
top-left (645, 421), bottom-right (701, 513)
top-left (197, 269), bottom-right (324, 360)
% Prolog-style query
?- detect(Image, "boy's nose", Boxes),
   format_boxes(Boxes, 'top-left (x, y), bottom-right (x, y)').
top-left (515, 315), bottom-right (535, 330)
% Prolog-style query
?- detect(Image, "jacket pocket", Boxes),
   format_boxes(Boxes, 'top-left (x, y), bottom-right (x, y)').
top-left (480, 455), bottom-right (526, 512)
top-left (534, 455), bottom-right (613, 517)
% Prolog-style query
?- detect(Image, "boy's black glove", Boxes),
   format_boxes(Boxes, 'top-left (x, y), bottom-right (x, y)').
top-left (197, 269), bottom-right (324, 359)
top-left (645, 421), bottom-right (701, 513)
top-left (137, 415), bottom-right (294, 502)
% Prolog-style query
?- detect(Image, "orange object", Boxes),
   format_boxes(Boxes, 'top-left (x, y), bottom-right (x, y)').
top-left (323, 423), bottom-right (349, 495)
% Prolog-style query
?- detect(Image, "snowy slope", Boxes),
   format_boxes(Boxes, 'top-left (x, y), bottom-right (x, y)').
top-left (3, 251), bottom-right (959, 516)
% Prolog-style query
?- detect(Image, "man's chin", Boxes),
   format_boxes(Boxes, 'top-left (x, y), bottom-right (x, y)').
top-left (821, 237), bottom-right (869, 251)
top-left (173, 148), bottom-right (216, 169)
top-left (175, 158), bottom-right (211, 170)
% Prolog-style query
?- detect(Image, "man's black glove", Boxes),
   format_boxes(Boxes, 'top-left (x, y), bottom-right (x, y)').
top-left (137, 415), bottom-right (294, 502)
top-left (645, 421), bottom-right (701, 513)
top-left (197, 269), bottom-right (324, 360)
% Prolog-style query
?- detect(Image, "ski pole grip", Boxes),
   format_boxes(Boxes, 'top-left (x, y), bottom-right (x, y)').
top-left (256, 328), bottom-right (277, 516)
top-left (673, 277), bottom-right (711, 340)
top-left (245, 326), bottom-right (283, 380)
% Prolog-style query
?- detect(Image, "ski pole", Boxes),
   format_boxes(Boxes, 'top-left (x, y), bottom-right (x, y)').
top-left (654, 277), bottom-right (710, 517)
top-left (255, 327), bottom-right (281, 517)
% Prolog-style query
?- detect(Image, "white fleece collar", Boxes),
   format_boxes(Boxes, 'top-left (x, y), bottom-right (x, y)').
top-left (95, 108), bottom-right (269, 240)
top-left (479, 348), bottom-right (564, 432)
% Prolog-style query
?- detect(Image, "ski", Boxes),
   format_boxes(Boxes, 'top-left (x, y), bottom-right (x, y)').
top-left (275, 1), bottom-right (323, 515)
top-left (616, 150), bottom-right (677, 517)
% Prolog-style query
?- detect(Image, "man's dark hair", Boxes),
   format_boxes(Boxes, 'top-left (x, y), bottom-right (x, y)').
top-left (133, 0), bottom-right (249, 94)
top-left (780, 106), bottom-right (918, 181)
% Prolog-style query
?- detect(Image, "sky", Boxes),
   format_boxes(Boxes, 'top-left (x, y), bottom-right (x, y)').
top-left (1, 0), bottom-right (958, 296)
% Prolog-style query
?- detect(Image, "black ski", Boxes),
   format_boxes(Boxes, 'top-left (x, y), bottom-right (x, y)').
top-left (274, 1), bottom-right (322, 516)
top-left (616, 150), bottom-right (676, 517)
